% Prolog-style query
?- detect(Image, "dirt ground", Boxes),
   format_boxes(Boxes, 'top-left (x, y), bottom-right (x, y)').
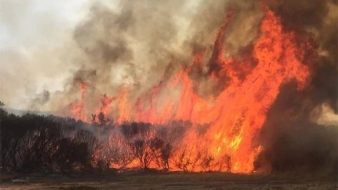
top-left (0, 171), bottom-right (337, 190)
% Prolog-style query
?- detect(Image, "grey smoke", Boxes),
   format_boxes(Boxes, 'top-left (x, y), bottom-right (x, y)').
top-left (1, 0), bottom-right (337, 174)
top-left (1, 0), bottom-right (336, 123)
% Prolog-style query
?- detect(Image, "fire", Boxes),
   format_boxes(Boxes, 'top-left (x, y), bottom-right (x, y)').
top-left (69, 3), bottom-right (312, 173)
top-left (70, 81), bottom-right (88, 122)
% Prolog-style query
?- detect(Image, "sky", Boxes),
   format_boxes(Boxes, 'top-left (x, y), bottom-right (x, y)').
top-left (0, 0), bottom-right (201, 110)
top-left (0, 0), bottom-right (101, 109)
top-left (0, 0), bottom-right (91, 49)
top-left (0, 0), bottom-right (336, 126)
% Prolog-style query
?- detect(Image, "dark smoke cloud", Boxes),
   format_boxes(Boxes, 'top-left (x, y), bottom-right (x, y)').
top-left (43, 0), bottom-right (338, 175)
top-left (1, 0), bottom-right (337, 174)
top-left (1, 0), bottom-right (266, 114)
top-left (51, 0), bottom-right (193, 115)
top-left (256, 82), bottom-right (337, 175)
top-left (256, 0), bottom-right (338, 174)
top-left (48, 0), bottom-right (261, 115)
top-left (30, 90), bottom-right (50, 110)
top-left (268, 0), bottom-right (338, 113)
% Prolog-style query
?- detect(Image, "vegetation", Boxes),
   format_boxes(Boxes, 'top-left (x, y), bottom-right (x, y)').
top-left (0, 106), bottom-right (186, 173)
top-left (0, 103), bottom-right (336, 175)
top-left (0, 110), bottom-right (92, 172)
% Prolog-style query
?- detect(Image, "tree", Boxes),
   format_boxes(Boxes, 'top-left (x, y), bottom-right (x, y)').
top-left (0, 111), bottom-right (94, 172)
top-left (130, 139), bottom-right (154, 170)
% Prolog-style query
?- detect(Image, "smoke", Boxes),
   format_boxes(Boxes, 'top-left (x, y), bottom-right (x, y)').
top-left (268, 0), bottom-right (338, 113)
top-left (1, 0), bottom-right (337, 173)
top-left (69, 0), bottom-right (187, 101)
top-left (20, 0), bottom-right (264, 116)
top-left (312, 103), bottom-right (338, 126)
top-left (255, 0), bottom-right (338, 174)
top-left (0, 0), bottom-right (265, 115)
top-left (256, 82), bottom-right (337, 174)
top-left (39, 0), bottom-right (198, 116)
top-left (0, 0), bottom-right (90, 111)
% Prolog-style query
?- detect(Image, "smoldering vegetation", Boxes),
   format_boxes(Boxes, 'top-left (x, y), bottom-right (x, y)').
top-left (1, 100), bottom-right (336, 176)
top-left (0, 106), bottom-right (218, 173)
top-left (64, 0), bottom-right (338, 175)
top-left (0, 0), bottom-right (337, 176)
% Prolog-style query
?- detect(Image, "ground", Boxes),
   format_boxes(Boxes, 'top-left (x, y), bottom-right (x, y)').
top-left (0, 171), bottom-right (336, 190)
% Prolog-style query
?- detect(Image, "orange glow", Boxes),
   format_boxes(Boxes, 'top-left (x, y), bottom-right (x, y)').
top-left (70, 81), bottom-right (88, 122)
top-left (69, 3), bottom-right (312, 173)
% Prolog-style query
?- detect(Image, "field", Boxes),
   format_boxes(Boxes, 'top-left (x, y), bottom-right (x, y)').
top-left (0, 171), bottom-right (336, 190)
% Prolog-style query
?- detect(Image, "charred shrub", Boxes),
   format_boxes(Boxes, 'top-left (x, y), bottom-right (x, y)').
top-left (0, 111), bottom-right (93, 172)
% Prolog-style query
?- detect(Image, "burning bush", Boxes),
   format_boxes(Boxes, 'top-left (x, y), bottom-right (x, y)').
top-left (1, 0), bottom-right (337, 176)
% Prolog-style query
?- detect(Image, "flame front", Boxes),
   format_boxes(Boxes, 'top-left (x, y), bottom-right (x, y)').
top-left (70, 4), bottom-right (312, 173)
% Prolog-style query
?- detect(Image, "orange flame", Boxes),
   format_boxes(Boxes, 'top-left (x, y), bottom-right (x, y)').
top-left (70, 81), bottom-right (88, 122)
top-left (69, 3), bottom-right (312, 173)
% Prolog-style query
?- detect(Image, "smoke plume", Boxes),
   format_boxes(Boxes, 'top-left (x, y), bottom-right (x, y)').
top-left (1, 0), bottom-right (337, 173)
top-left (256, 0), bottom-right (338, 174)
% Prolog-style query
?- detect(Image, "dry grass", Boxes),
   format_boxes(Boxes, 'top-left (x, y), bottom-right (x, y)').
top-left (0, 171), bottom-right (336, 190)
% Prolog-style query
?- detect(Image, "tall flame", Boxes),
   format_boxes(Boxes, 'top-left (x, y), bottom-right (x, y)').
top-left (70, 81), bottom-right (88, 122)
top-left (70, 3), bottom-right (312, 173)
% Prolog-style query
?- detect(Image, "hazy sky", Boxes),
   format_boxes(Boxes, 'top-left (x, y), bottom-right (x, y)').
top-left (0, 0), bottom-right (114, 109)
top-left (0, 0), bottom-right (201, 110)
top-left (0, 0), bottom-right (92, 49)
top-left (0, 0), bottom-right (336, 126)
